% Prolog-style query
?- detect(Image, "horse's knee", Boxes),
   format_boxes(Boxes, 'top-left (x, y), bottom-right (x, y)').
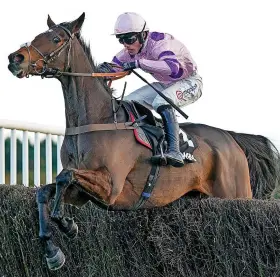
top-left (56, 169), bottom-right (74, 184)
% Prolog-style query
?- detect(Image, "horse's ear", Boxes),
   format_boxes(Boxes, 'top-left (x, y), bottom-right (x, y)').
top-left (47, 14), bottom-right (56, 28)
top-left (69, 12), bottom-right (85, 35)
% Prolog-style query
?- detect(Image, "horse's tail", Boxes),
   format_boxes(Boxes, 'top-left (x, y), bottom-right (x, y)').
top-left (227, 131), bottom-right (280, 199)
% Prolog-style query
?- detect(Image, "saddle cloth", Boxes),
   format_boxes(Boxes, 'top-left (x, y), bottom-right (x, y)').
top-left (121, 100), bottom-right (197, 161)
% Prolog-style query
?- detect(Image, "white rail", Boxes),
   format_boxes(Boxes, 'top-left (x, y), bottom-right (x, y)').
top-left (0, 119), bottom-right (64, 186)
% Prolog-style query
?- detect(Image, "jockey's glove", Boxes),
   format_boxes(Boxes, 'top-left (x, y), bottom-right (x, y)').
top-left (97, 62), bottom-right (115, 73)
top-left (122, 61), bottom-right (138, 71)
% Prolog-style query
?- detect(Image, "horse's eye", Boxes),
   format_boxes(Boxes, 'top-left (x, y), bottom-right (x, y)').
top-left (53, 37), bottom-right (61, 43)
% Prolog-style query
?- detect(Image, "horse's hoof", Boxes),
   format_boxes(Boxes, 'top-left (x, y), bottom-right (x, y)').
top-left (65, 220), bottom-right (78, 239)
top-left (46, 248), bottom-right (65, 271)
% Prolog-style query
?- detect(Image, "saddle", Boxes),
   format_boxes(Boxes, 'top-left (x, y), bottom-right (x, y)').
top-left (121, 100), bottom-right (198, 160)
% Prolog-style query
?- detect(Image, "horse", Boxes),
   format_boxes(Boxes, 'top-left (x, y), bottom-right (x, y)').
top-left (7, 13), bottom-right (280, 270)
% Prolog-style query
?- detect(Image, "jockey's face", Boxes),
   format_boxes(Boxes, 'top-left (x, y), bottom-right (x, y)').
top-left (123, 39), bottom-right (142, 55)
top-left (117, 33), bottom-right (142, 55)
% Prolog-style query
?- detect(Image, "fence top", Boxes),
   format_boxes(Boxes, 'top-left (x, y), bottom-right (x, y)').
top-left (0, 119), bottom-right (64, 136)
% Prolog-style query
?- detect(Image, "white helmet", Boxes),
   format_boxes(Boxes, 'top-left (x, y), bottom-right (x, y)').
top-left (113, 12), bottom-right (149, 35)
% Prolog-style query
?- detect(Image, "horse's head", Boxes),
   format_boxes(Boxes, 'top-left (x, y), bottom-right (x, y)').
top-left (8, 13), bottom-right (85, 78)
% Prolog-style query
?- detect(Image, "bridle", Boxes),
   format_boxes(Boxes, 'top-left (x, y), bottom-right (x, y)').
top-left (20, 24), bottom-right (74, 77)
top-left (20, 24), bottom-right (128, 81)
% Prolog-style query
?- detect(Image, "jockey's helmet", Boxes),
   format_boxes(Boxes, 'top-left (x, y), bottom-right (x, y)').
top-left (113, 12), bottom-right (149, 35)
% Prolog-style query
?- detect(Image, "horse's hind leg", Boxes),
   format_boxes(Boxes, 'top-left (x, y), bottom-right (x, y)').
top-left (212, 149), bottom-right (252, 198)
top-left (51, 169), bottom-right (78, 239)
top-left (37, 183), bottom-right (66, 271)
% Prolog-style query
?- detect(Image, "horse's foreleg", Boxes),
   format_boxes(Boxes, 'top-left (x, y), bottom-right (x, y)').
top-left (51, 169), bottom-right (78, 239)
top-left (37, 183), bottom-right (65, 271)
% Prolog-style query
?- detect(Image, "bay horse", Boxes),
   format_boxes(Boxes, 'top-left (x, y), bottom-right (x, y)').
top-left (7, 13), bottom-right (280, 271)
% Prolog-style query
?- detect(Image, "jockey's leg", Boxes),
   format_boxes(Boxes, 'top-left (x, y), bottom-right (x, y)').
top-left (151, 74), bottom-right (203, 165)
top-left (124, 82), bottom-right (166, 110)
top-left (152, 105), bottom-right (185, 167)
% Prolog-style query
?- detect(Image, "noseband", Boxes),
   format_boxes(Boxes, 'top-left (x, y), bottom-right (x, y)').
top-left (21, 25), bottom-right (74, 77)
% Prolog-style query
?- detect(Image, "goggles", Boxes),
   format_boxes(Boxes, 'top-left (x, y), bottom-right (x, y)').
top-left (118, 34), bottom-right (138, 45)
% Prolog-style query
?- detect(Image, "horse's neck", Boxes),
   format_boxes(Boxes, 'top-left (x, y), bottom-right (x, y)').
top-left (60, 39), bottom-right (112, 128)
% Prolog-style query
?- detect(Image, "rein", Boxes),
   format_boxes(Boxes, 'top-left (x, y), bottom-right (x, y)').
top-left (61, 68), bottom-right (132, 135)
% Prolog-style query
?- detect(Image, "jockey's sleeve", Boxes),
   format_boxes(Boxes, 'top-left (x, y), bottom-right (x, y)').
top-left (138, 41), bottom-right (181, 77)
top-left (110, 51), bottom-right (127, 72)
top-left (138, 58), bottom-right (178, 76)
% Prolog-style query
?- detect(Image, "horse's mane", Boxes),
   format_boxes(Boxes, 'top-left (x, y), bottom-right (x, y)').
top-left (78, 36), bottom-right (114, 95)
top-left (76, 36), bottom-right (96, 71)
top-left (62, 22), bottom-right (114, 95)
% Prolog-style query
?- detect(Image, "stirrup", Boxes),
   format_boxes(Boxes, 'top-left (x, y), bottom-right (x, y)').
top-left (150, 154), bottom-right (168, 166)
top-left (150, 140), bottom-right (168, 166)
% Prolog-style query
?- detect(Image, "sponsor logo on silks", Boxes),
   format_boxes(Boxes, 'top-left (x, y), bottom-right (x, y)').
top-left (176, 90), bottom-right (184, 100)
top-left (176, 83), bottom-right (198, 100)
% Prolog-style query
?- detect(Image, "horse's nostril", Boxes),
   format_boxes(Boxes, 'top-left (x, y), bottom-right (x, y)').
top-left (9, 53), bottom-right (25, 64)
top-left (14, 54), bottom-right (25, 64)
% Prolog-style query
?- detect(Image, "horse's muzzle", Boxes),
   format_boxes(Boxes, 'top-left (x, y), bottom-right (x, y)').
top-left (8, 52), bottom-right (28, 78)
top-left (8, 53), bottom-right (24, 64)
top-left (8, 62), bottom-right (26, 78)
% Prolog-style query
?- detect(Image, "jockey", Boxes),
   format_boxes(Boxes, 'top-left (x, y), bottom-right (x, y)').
top-left (98, 12), bottom-right (203, 168)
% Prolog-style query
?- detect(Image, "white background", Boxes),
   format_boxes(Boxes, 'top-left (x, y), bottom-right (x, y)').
top-left (1, 0), bottom-right (279, 149)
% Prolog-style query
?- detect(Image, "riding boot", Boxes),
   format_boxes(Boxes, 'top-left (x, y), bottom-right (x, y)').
top-left (151, 105), bottom-right (185, 167)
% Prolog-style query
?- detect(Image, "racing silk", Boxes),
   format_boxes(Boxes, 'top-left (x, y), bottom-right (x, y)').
top-left (111, 32), bottom-right (197, 84)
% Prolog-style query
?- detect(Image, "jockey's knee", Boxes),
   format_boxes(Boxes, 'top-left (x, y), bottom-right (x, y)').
top-left (124, 94), bottom-right (143, 103)
top-left (124, 95), bottom-right (153, 110)
top-left (152, 96), bottom-right (173, 112)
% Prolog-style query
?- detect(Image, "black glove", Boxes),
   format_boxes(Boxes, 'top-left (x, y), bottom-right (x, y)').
top-left (97, 62), bottom-right (114, 73)
top-left (122, 61), bottom-right (138, 71)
